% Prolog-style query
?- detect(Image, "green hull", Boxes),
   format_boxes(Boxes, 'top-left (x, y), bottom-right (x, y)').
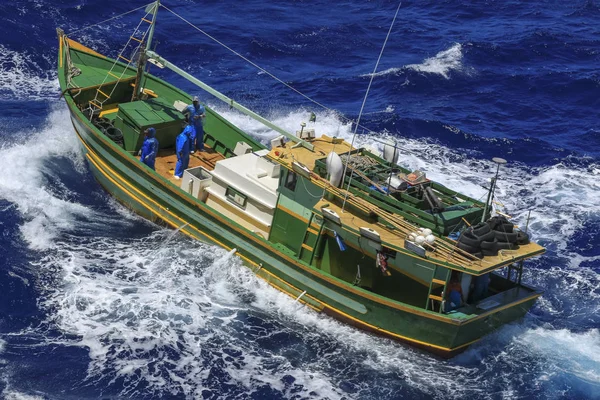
top-left (59, 33), bottom-right (541, 357)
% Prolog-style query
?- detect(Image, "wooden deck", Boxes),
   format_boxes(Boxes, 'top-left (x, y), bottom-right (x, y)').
top-left (154, 146), bottom-right (225, 183)
top-left (314, 198), bottom-right (545, 274)
top-left (268, 135), bottom-right (353, 170)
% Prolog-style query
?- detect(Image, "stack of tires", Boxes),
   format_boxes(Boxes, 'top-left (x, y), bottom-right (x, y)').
top-left (93, 117), bottom-right (124, 147)
top-left (456, 216), bottom-right (530, 259)
top-left (456, 223), bottom-right (494, 259)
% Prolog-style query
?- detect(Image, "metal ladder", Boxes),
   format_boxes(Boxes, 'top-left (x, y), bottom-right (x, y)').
top-left (426, 266), bottom-right (451, 313)
top-left (88, 11), bottom-right (155, 115)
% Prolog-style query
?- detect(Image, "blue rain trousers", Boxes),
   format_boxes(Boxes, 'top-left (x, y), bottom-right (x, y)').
top-left (186, 103), bottom-right (205, 151)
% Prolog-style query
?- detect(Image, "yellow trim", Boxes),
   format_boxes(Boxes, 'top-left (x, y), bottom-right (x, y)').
top-left (301, 243), bottom-right (314, 252)
top-left (324, 302), bottom-right (480, 353)
top-left (72, 113), bottom-right (530, 326)
top-left (59, 37), bottom-right (63, 68)
top-left (99, 105), bottom-right (119, 118)
top-left (85, 145), bottom-right (468, 352)
top-left (432, 278), bottom-right (446, 285)
top-left (79, 130), bottom-right (326, 316)
top-left (429, 294), bottom-right (443, 302)
top-left (466, 292), bottom-right (541, 323)
top-left (307, 227), bottom-right (319, 235)
top-left (66, 38), bottom-right (104, 57)
top-left (277, 204), bottom-right (309, 223)
top-left (97, 89), bottom-right (110, 99)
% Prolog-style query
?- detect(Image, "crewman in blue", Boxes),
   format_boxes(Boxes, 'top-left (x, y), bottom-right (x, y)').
top-left (174, 119), bottom-right (195, 179)
top-left (139, 127), bottom-right (159, 170)
top-left (184, 96), bottom-right (206, 153)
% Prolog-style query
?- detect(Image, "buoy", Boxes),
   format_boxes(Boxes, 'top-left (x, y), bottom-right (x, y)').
top-left (426, 234), bottom-right (435, 244)
top-left (415, 235), bottom-right (426, 245)
top-left (326, 152), bottom-right (344, 188)
top-left (422, 228), bottom-right (432, 236)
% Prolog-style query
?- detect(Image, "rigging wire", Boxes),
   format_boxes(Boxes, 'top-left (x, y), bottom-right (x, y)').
top-left (159, 4), bottom-right (401, 143)
top-left (68, 2), bottom-right (415, 155)
top-left (341, 1), bottom-right (403, 212)
top-left (66, 3), bottom-right (152, 37)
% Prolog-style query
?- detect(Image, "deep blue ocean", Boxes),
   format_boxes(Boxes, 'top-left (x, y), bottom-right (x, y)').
top-left (1, 0), bottom-right (599, 399)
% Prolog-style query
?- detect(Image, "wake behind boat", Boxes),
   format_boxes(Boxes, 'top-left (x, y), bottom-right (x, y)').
top-left (56, 1), bottom-right (544, 357)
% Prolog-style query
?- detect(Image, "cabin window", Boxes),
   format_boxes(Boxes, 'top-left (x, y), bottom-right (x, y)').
top-left (226, 187), bottom-right (247, 209)
top-left (285, 171), bottom-right (298, 192)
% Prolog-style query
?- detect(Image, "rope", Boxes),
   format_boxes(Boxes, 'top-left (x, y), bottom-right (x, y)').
top-left (341, 1), bottom-right (403, 212)
top-left (66, 3), bottom-right (153, 37)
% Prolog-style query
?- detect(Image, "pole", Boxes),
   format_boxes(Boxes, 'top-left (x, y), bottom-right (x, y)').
top-left (145, 50), bottom-right (313, 150)
top-left (482, 157), bottom-right (507, 222)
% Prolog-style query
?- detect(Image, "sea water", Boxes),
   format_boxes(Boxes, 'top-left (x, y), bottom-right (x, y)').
top-left (0, 1), bottom-right (599, 399)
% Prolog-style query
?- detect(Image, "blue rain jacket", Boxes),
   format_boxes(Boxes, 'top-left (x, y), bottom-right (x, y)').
top-left (140, 129), bottom-right (159, 170)
top-left (185, 103), bottom-right (206, 130)
top-left (186, 104), bottom-right (205, 151)
top-left (174, 126), bottom-right (193, 177)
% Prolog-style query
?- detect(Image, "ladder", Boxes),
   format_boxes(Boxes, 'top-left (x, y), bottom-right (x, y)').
top-left (298, 213), bottom-right (323, 265)
top-left (87, 11), bottom-right (155, 116)
top-left (425, 266), bottom-right (451, 313)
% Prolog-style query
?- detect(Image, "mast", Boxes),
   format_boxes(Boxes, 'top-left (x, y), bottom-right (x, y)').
top-left (133, 1), bottom-right (160, 101)
top-left (145, 50), bottom-right (314, 150)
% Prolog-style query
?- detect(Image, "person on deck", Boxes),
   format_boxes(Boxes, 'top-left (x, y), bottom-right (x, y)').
top-left (174, 119), bottom-right (194, 179)
top-left (470, 273), bottom-right (490, 303)
top-left (184, 96), bottom-right (206, 153)
top-left (445, 272), bottom-right (464, 312)
top-left (139, 127), bottom-right (159, 170)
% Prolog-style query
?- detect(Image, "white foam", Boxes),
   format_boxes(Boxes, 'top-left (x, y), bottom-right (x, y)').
top-left (0, 106), bottom-right (90, 250)
top-left (35, 231), bottom-right (345, 398)
top-left (405, 43), bottom-right (465, 79)
top-left (361, 43), bottom-right (466, 79)
top-left (1, 390), bottom-right (45, 400)
top-left (0, 45), bottom-right (58, 101)
top-left (3, 99), bottom-right (596, 398)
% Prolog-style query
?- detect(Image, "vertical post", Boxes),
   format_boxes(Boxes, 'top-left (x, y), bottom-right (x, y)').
top-left (146, 1), bottom-right (160, 52)
top-left (138, 0), bottom-right (160, 98)
top-left (482, 157), bottom-right (507, 223)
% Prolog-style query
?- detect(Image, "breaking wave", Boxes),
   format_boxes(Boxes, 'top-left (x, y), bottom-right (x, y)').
top-left (365, 43), bottom-right (466, 79)
top-left (0, 45), bottom-right (58, 101)
top-left (1, 104), bottom-right (598, 398)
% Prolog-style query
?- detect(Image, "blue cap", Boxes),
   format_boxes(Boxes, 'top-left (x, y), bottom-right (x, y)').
top-left (145, 127), bottom-right (156, 137)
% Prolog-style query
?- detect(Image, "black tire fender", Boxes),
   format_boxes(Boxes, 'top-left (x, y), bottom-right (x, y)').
top-left (457, 241), bottom-right (479, 254)
top-left (495, 231), bottom-right (518, 243)
top-left (480, 239), bottom-right (498, 250)
top-left (482, 248), bottom-right (499, 257)
top-left (477, 230), bottom-right (495, 242)
top-left (496, 241), bottom-right (520, 250)
top-left (516, 231), bottom-right (530, 245)
top-left (471, 222), bottom-right (491, 236)
top-left (458, 232), bottom-right (481, 248)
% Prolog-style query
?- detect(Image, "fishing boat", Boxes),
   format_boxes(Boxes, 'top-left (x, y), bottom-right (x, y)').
top-left (56, 1), bottom-right (544, 357)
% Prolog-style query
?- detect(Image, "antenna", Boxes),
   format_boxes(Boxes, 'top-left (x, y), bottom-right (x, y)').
top-left (341, 1), bottom-right (403, 212)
